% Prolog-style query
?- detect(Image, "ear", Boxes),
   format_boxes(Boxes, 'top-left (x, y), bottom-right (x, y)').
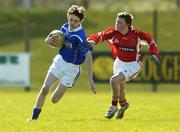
top-left (67, 14), bottom-right (69, 19)
top-left (127, 23), bottom-right (130, 27)
top-left (80, 18), bottom-right (84, 23)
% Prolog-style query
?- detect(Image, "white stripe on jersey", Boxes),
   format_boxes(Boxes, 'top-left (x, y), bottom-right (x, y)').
top-left (69, 35), bottom-right (83, 42)
top-left (79, 45), bottom-right (88, 50)
top-left (62, 26), bottom-right (68, 34)
top-left (98, 32), bottom-right (103, 42)
top-left (107, 36), bottom-right (114, 43)
top-left (140, 40), bottom-right (149, 46)
top-left (136, 37), bottom-right (141, 61)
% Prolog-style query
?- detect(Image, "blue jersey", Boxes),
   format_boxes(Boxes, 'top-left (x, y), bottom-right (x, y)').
top-left (59, 23), bottom-right (90, 65)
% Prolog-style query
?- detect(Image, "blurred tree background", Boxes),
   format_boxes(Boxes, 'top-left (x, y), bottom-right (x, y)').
top-left (0, 0), bottom-right (180, 90)
top-left (0, 0), bottom-right (180, 11)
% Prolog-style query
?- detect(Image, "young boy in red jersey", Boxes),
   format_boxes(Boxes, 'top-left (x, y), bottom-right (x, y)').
top-left (87, 12), bottom-right (160, 119)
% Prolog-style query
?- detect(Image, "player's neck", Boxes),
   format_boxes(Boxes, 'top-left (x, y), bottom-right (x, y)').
top-left (119, 28), bottom-right (129, 35)
top-left (70, 24), bottom-right (80, 30)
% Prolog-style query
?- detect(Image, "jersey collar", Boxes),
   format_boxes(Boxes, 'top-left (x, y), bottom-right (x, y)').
top-left (68, 24), bottom-right (82, 32)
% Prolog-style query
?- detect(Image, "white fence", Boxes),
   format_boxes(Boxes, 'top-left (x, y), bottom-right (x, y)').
top-left (0, 53), bottom-right (30, 88)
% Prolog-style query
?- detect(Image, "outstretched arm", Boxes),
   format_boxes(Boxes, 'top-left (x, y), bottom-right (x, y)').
top-left (133, 29), bottom-right (160, 65)
top-left (87, 28), bottom-right (115, 47)
top-left (85, 51), bottom-right (96, 94)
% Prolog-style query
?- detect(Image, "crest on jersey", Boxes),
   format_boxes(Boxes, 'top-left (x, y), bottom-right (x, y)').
top-left (113, 38), bottom-right (119, 43)
top-left (122, 37), bottom-right (128, 40)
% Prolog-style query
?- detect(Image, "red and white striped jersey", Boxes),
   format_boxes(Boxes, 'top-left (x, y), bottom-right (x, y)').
top-left (88, 27), bottom-right (159, 62)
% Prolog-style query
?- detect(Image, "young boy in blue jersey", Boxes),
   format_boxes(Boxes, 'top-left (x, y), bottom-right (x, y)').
top-left (27, 5), bottom-right (96, 121)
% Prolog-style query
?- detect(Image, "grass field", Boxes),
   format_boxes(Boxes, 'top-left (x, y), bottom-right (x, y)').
top-left (0, 86), bottom-right (180, 132)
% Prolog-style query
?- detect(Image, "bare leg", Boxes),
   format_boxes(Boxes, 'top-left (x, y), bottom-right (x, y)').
top-left (27, 73), bottom-right (59, 121)
top-left (116, 73), bottom-right (129, 119)
top-left (118, 72), bottom-right (127, 106)
top-left (119, 80), bottom-right (126, 103)
top-left (110, 74), bottom-right (120, 104)
top-left (110, 73), bottom-right (126, 103)
top-left (51, 83), bottom-right (68, 104)
top-left (34, 72), bottom-right (58, 109)
top-left (104, 73), bottom-right (125, 119)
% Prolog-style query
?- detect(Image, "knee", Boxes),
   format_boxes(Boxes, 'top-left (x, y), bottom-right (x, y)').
top-left (110, 73), bottom-right (125, 85)
top-left (110, 75), bottom-right (119, 85)
top-left (51, 96), bottom-right (58, 104)
top-left (119, 72), bottom-right (126, 82)
top-left (41, 85), bottom-right (50, 95)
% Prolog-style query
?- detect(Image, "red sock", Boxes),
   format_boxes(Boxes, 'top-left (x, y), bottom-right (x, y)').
top-left (111, 100), bottom-right (118, 106)
top-left (119, 99), bottom-right (127, 107)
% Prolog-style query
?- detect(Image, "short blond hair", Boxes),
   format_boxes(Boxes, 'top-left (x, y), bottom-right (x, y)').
top-left (67, 5), bottom-right (85, 20)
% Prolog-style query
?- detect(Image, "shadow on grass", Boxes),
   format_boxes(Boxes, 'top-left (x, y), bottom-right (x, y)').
top-left (49, 118), bottom-right (113, 122)
top-left (124, 118), bottom-right (180, 122)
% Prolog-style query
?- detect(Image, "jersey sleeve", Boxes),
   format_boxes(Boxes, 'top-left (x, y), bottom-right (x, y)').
top-left (59, 23), bottom-right (68, 36)
top-left (133, 29), bottom-right (159, 57)
top-left (76, 36), bottom-right (90, 57)
top-left (79, 41), bottom-right (90, 56)
top-left (87, 28), bottom-right (115, 44)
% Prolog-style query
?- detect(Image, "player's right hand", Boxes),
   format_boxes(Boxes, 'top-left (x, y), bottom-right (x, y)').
top-left (87, 40), bottom-right (96, 48)
top-left (45, 34), bottom-right (59, 44)
top-left (89, 79), bottom-right (96, 94)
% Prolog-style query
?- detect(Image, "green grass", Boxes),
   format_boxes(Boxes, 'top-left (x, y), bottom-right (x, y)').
top-left (0, 88), bottom-right (180, 132)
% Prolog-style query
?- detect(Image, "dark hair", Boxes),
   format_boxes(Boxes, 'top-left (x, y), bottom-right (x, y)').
top-left (67, 5), bottom-right (85, 21)
top-left (117, 12), bottom-right (133, 26)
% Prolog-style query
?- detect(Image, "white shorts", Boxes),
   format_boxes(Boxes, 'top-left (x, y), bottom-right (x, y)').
top-left (48, 55), bottom-right (81, 88)
top-left (113, 58), bottom-right (142, 81)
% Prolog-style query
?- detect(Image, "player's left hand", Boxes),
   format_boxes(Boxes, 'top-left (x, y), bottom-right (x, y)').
top-left (89, 79), bottom-right (96, 94)
top-left (151, 55), bottom-right (160, 65)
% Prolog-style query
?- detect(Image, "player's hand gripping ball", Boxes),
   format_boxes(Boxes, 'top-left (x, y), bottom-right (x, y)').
top-left (45, 30), bottom-right (65, 48)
